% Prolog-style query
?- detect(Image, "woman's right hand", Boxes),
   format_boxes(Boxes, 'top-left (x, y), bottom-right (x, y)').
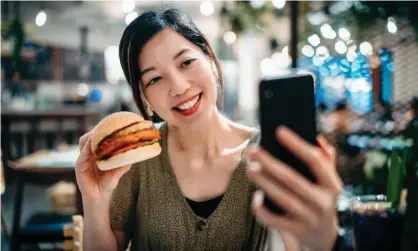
top-left (75, 131), bottom-right (132, 201)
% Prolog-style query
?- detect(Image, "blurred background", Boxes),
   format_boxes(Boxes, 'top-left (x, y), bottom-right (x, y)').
top-left (1, 1), bottom-right (418, 251)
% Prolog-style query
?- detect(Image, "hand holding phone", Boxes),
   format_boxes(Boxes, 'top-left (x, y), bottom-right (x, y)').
top-left (247, 72), bottom-right (343, 251)
top-left (258, 73), bottom-right (318, 214)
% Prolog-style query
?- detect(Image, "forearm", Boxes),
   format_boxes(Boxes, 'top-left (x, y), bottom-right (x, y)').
top-left (82, 193), bottom-right (118, 251)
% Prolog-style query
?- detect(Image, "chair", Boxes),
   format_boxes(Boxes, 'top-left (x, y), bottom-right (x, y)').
top-left (9, 168), bottom-right (76, 251)
top-left (63, 215), bottom-right (83, 251)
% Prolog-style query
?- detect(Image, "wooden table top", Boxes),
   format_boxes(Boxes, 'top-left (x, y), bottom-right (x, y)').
top-left (8, 145), bottom-right (79, 173)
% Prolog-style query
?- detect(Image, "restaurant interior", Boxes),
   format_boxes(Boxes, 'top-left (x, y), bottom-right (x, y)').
top-left (1, 1), bottom-right (418, 251)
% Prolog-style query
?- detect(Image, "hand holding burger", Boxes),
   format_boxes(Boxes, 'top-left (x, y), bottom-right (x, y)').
top-left (75, 112), bottom-right (161, 201)
top-left (91, 112), bottom-right (161, 170)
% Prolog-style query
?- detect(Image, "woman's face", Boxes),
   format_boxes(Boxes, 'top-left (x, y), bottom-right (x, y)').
top-left (138, 28), bottom-right (218, 128)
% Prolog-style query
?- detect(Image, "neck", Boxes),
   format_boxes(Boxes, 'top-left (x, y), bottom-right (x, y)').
top-left (168, 110), bottom-right (233, 160)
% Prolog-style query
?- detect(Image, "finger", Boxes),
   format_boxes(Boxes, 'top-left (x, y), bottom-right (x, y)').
top-left (252, 190), bottom-right (303, 235)
top-left (247, 165), bottom-right (317, 226)
top-left (248, 149), bottom-right (323, 209)
top-left (317, 135), bottom-right (336, 165)
top-left (110, 165), bottom-right (132, 180)
top-left (276, 127), bottom-right (339, 192)
top-left (79, 130), bottom-right (94, 151)
top-left (317, 135), bottom-right (343, 194)
top-left (76, 137), bottom-right (95, 173)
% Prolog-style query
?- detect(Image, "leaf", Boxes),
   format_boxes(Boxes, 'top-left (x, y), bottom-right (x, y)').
top-left (386, 150), bottom-right (403, 209)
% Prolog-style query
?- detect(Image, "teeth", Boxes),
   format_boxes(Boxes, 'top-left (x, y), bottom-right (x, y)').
top-left (177, 95), bottom-right (200, 111)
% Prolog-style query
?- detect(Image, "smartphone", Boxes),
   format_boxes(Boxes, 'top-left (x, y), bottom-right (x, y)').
top-left (258, 72), bottom-right (318, 215)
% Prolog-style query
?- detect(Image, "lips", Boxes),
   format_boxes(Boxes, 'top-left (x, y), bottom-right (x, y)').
top-left (172, 93), bottom-right (202, 116)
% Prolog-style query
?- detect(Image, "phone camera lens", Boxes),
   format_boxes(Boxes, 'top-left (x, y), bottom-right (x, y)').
top-left (264, 89), bottom-right (273, 99)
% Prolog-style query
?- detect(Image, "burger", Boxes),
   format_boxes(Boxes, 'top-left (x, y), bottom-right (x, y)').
top-left (91, 112), bottom-right (161, 171)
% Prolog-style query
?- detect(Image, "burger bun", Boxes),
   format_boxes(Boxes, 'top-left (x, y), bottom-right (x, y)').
top-left (96, 142), bottom-right (161, 171)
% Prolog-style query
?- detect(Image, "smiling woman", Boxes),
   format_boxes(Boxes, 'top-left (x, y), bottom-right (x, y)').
top-left (76, 8), bottom-right (341, 251)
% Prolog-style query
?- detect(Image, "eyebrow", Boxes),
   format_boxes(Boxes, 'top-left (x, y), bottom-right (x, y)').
top-left (140, 48), bottom-right (191, 77)
top-left (173, 48), bottom-right (191, 60)
top-left (140, 67), bottom-right (155, 78)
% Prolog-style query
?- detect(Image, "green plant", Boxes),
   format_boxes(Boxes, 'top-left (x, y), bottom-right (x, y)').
top-left (386, 148), bottom-right (408, 210)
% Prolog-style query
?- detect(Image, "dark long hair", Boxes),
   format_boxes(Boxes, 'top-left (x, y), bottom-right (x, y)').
top-left (119, 8), bottom-right (223, 121)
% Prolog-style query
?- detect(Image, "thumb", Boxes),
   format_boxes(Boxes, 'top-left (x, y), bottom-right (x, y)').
top-left (76, 137), bottom-right (95, 173)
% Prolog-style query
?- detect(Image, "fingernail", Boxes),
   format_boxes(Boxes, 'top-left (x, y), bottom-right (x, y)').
top-left (253, 190), bottom-right (264, 207)
top-left (249, 161), bottom-right (262, 173)
top-left (276, 126), bottom-right (288, 136)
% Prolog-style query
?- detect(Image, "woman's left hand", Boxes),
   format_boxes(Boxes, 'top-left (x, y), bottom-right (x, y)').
top-left (247, 126), bottom-right (343, 251)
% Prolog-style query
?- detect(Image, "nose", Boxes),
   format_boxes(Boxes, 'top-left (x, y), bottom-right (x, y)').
top-left (168, 70), bottom-right (191, 97)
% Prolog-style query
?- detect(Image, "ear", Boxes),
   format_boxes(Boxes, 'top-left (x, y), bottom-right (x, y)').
top-left (209, 59), bottom-right (219, 79)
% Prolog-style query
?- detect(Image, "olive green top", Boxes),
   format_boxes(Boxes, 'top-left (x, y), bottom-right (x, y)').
top-left (109, 122), bottom-right (268, 251)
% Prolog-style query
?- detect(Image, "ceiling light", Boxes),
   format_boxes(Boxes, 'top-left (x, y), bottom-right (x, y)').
top-left (307, 34), bottom-right (321, 47)
top-left (223, 31), bottom-right (236, 45)
top-left (200, 1), bottom-right (215, 16)
top-left (316, 46), bottom-right (329, 60)
top-left (387, 17), bottom-right (397, 33)
top-left (122, 0), bottom-right (135, 13)
top-left (321, 24), bottom-right (336, 39)
top-left (125, 12), bottom-right (138, 25)
top-left (35, 11), bottom-right (47, 27)
top-left (335, 41), bottom-right (347, 54)
top-left (347, 49), bottom-right (357, 62)
top-left (301, 45), bottom-right (314, 57)
top-left (338, 28), bottom-right (351, 41)
top-left (359, 41), bottom-right (373, 56)
top-left (272, 0), bottom-right (286, 9)
top-left (250, 0), bottom-right (266, 9)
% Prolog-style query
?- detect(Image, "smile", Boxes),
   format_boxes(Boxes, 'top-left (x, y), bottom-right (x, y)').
top-left (172, 93), bottom-right (202, 116)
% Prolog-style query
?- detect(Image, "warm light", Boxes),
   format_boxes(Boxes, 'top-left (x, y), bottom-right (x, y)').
top-left (250, 0), bottom-right (266, 9)
top-left (301, 45), bottom-right (314, 57)
top-left (316, 46), bottom-right (329, 60)
top-left (359, 41), bottom-right (373, 56)
top-left (307, 34), bottom-right (321, 47)
top-left (35, 11), bottom-right (47, 27)
top-left (223, 31), bottom-right (236, 45)
top-left (200, 1), bottom-right (215, 16)
top-left (77, 83), bottom-right (89, 96)
top-left (125, 12), bottom-right (138, 25)
top-left (387, 17), bottom-right (397, 33)
top-left (338, 28), bottom-right (351, 41)
top-left (272, 0), bottom-right (286, 9)
top-left (335, 41), bottom-right (347, 54)
top-left (122, 0), bottom-right (135, 13)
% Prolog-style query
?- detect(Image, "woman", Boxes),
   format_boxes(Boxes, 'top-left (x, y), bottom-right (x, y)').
top-left (75, 9), bottom-right (342, 251)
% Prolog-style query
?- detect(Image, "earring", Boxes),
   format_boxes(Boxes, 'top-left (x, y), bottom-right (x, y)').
top-left (145, 100), bottom-right (154, 117)
top-left (147, 105), bottom-right (154, 117)
top-left (211, 61), bottom-right (219, 79)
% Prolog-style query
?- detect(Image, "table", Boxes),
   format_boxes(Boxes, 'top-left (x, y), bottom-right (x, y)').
top-left (8, 146), bottom-right (82, 251)
top-left (1, 107), bottom-right (102, 162)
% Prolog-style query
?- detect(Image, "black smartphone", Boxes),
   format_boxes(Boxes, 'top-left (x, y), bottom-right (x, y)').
top-left (258, 72), bottom-right (318, 215)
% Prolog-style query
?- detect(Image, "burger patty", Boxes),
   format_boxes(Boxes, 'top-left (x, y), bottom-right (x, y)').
top-left (96, 129), bottom-right (160, 160)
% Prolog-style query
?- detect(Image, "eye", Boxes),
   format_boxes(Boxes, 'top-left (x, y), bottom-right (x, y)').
top-left (181, 59), bottom-right (196, 68)
top-left (146, 76), bottom-right (162, 86)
